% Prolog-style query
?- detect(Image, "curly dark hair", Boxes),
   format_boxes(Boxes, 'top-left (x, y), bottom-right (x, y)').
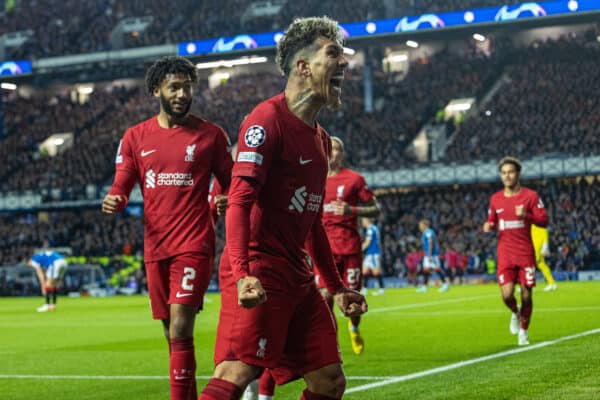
top-left (498, 156), bottom-right (522, 172)
top-left (276, 16), bottom-right (343, 77)
top-left (144, 56), bottom-right (198, 95)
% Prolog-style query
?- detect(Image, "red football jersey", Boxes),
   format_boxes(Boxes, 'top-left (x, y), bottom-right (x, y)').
top-left (322, 168), bottom-right (374, 255)
top-left (487, 187), bottom-right (548, 259)
top-left (228, 93), bottom-right (330, 283)
top-left (109, 115), bottom-right (233, 261)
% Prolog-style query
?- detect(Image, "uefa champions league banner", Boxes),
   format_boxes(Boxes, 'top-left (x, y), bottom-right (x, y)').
top-left (0, 60), bottom-right (32, 76)
top-left (179, 0), bottom-right (599, 57)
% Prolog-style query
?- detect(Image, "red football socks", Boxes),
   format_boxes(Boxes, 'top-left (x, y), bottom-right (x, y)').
top-left (169, 337), bottom-right (197, 400)
top-left (199, 378), bottom-right (243, 400)
top-left (259, 370), bottom-right (276, 396)
top-left (520, 301), bottom-right (533, 330)
top-left (300, 389), bottom-right (340, 400)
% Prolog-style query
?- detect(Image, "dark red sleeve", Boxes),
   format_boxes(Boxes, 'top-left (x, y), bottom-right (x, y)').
top-left (208, 179), bottom-right (222, 225)
top-left (308, 218), bottom-right (345, 294)
top-left (526, 192), bottom-right (548, 228)
top-left (108, 131), bottom-right (138, 211)
top-left (212, 127), bottom-right (233, 192)
top-left (357, 175), bottom-right (374, 203)
top-left (226, 176), bottom-right (260, 281)
top-left (486, 196), bottom-right (498, 228)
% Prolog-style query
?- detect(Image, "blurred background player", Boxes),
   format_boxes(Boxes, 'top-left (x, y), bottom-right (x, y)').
top-left (29, 239), bottom-right (68, 312)
top-left (444, 245), bottom-right (465, 285)
top-left (102, 56), bottom-right (233, 400)
top-left (361, 217), bottom-right (384, 296)
top-left (404, 244), bottom-right (421, 287)
top-left (315, 136), bottom-right (381, 354)
top-left (200, 16), bottom-right (367, 400)
top-left (417, 219), bottom-right (450, 293)
top-left (531, 224), bottom-right (557, 291)
top-left (484, 156), bottom-right (548, 346)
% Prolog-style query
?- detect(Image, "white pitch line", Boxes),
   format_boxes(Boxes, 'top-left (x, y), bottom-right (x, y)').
top-left (346, 327), bottom-right (600, 395)
top-left (368, 294), bottom-right (498, 314)
top-left (0, 374), bottom-right (393, 381)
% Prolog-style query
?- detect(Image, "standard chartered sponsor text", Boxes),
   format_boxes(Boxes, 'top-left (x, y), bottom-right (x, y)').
top-left (157, 172), bottom-right (194, 186)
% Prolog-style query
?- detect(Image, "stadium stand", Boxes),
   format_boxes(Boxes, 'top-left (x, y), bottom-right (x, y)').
top-left (445, 34), bottom-right (600, 162)
top-left (1, 0), bottom-right (519, 58)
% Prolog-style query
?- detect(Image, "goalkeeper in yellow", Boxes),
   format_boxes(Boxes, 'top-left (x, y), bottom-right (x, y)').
top-left (531, 225), bottom-right (557, 291)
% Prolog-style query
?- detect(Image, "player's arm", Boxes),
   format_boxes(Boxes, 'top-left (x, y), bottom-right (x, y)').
top-left (102, 133), bottom-right (138, 214)
top-left (212, 127), bottom-right (234, 193)
top-left (226, 176), bottom-right (266, 308)
top-left (29, 260), bottom-right (46, 295)
top-left (333, 197), bottom-right (381, 217)
top-left (361, 232), bottom-right (372, 252)
top-left (309, 218), bottom-right (367, 317)
top-left (483, 199), bottom-right (498, 232)
top-left (528, 194), bottom-right (548, 228)
top-left (227, 114), bottom-right (278, 309)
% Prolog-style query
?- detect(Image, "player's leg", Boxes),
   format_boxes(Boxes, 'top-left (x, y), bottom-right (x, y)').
top-left (361, 259), bottom-right (371, 295)
top-left (517, 265), bottom-right (536, 346)
top-left (417, 265), bottom-right (429, 293)
top-left (435, 259), bottom-right (449, 292)
top-left (258, 369), bottom-right (276, 400)
top-left (302, 364), bottom-right (346, 399)
top-left (272, 285), bottom-right (344, 399)
top-left (498, 265), bottom-right (520, 335)
top-left (37, 272), bottom-right (52, 311)
top-left (201, 360), bottom-right (260, 400)
top-left (537, 255), bottom-right (557, 290)
top-left (344, 254), bottom-right (364, 354)
top-left (202, 254), bottom-right (292, 399)
top-left (168, 253), bottom-right (213, 400)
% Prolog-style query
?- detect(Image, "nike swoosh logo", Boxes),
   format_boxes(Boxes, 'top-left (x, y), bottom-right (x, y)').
top-left (141, 149), bottom-right (157, 157)
top-left (175, 292), bottom-right (193, 298)
top-left (496, 209), bottom-right (504, 213)
top-left (299, 157), bottom-right (312, 165)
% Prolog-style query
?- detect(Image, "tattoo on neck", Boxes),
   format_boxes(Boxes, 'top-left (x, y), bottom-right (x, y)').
top-left (293, 89), bottom-right (313, 108)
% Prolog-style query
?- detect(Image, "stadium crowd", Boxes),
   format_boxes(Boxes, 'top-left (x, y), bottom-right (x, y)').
top-left (2, 0), bottom-right (521, 59)
top-left (2, 34), bottom-right (599, 197)
top-left (1, 40), bottom-right (500, 196)
top-left (445, 34), bottom-right (600, 162)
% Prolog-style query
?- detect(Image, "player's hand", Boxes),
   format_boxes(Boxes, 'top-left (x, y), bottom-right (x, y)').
top-left (541, 249), bottom-right (550, 257)
top-left (102, 194), bottom-right (123, 214)
top-left (334, 287), bottom-right (368, 317)
top-left (332, 200), bottom-right (350, 216)
top-left (237, 276), bottom-right (267, 309)
top-left (214, 195), bottom-right (228, 216)
top-left (483, 222), bottom-right (493, 232)
top-left (515, 205), bottom-right (525, 218)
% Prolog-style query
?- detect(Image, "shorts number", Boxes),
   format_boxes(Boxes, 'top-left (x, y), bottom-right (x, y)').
top-left (181, 267), bottom-right (196, 291)
top-left (525, 267), bottom-right (535, 286)
top-left (347, 268), bottom-right (361, 285)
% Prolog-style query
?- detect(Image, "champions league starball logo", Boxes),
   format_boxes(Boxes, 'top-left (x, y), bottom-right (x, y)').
top-left (395, 14), bottom-right (445, 32)
top-left (244, 125), bottom-right (266, 147)
top-left (212, 35), bottom-right (258, 52)
top-left (495, 3), bottom-right (547, 21)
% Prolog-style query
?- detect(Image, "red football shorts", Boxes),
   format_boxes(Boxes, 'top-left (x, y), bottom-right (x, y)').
top-left (215, 252), bottom-right (341, 385)
top-left (145, 252), bottom-right (213, 320)
top-left (315, 253), bottom-right (362, 291)
top-left (497, 252), bottom-right (536, 288)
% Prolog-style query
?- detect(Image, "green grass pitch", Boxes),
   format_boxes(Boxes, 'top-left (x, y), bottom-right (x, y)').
top-left (1, 282), bottom-right (599, 399)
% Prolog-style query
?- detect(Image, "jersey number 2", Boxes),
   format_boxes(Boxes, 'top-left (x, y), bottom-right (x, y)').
top-left (182, 267), bottom-right (196, 291)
